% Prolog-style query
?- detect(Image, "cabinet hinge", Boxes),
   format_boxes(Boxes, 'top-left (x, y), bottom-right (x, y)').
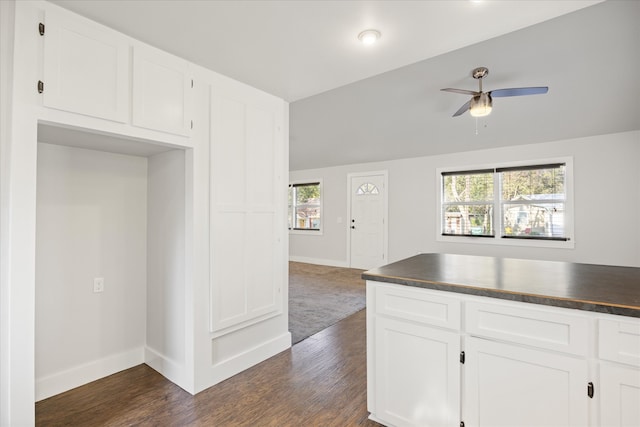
top-left (460, 351), bottom-right (465, 364)
top-left (190, 120), bottom-right (193, 129)
top-left (587, 382), bottom-right (594, 399)
top-left (39, 22), bottom-right (45, 36)
top-left (37, 80), bottom-right (44, 94)
top-left (191, 79), bottom-right (194, 88)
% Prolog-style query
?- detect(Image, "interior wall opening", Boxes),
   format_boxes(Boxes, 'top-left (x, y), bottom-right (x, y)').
top-left (35, 122), bottom-right (187, 401)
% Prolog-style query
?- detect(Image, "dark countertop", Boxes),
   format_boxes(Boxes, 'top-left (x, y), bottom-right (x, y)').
top-left (362, 254), bottom-right (640, 318)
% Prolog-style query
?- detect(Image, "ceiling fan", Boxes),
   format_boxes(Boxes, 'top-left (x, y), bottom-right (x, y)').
top-left (441, 67), bottom-right (548, 118)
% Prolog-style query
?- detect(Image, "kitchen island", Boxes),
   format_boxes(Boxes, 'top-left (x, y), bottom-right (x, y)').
top-left (363, 254), bottom-right (640, 427)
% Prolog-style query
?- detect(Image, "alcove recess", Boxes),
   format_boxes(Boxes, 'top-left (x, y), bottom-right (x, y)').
top-left (34, 122), bottom-right (188, 401)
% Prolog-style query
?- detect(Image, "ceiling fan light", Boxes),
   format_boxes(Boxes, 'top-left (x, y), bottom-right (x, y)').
top-left (469, 93), bottom-right (492, 117)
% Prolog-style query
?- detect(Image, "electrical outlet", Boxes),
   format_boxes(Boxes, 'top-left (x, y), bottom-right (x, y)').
top-left (93, 277), bottom-right (104, 293)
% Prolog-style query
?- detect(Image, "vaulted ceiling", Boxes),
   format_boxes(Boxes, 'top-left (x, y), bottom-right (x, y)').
top-left (50, 1), bottom-right (639, 170)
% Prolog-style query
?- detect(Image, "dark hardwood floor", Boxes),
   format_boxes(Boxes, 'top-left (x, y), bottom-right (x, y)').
top-left (36, 309), bottom-right (381, 426)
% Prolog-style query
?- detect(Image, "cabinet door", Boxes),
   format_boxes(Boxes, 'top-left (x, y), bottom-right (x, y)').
top-left (600, 363), bottom-right (640, 427)
top-left (465, 337), bottom-right (588, 427)
top-left (374, 316), bottom-right (460, 427)
top-left (132, 46), bottom-right (192, 136)
top-left (43, 7), bottom-right (129, 122)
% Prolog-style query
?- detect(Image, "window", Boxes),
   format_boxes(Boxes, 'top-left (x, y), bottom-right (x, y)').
top-left (289, 181), bottom-right (321, 231)
top-left (356, 182), bottom-right (379, 195)
top-left (439, 160), bottom-right (571, 245)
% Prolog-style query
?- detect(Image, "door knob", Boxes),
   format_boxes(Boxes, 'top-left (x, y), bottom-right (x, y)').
top-left (351, 225), bottom-right (355, 229)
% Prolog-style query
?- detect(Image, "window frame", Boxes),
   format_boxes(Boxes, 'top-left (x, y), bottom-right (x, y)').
top-left (436, 157), bottom-right (574, 248)
top-left (288, 179), bottom-right (323, 235)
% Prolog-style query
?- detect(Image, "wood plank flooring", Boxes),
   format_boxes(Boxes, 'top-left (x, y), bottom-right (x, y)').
top-left (36, 309), bottom-right (382, 426)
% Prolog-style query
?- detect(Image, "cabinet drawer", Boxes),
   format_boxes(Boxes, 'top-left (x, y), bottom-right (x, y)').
top-left (599, 318), bottom-right (640, 367)
top-left (374, 284), bottom-right (461, 331)
top-left (466, 302), bottom-right (589, 356)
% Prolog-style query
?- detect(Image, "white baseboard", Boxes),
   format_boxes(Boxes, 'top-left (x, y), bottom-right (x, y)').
top-left (195, 331), bottom-right (291, 393)
top-left (288, 255), bottom-right (349, 268)
top-left (144, 346), bottom-right (192, 394)
top-left (35, 347), bottom-right (144, 401)
top-left (36, 334), bottom-right (292, 400)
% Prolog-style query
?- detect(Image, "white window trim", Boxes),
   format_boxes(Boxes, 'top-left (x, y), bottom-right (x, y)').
top-left (436, 157), bottom-right (574, 249)
top-left (289, 179), bottom-right (323, 236)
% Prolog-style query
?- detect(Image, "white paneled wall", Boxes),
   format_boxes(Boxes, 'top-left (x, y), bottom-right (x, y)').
top-left (3, 2), bottom-right (289, 424)
top-left (209, 83), bottom-right (285, 335)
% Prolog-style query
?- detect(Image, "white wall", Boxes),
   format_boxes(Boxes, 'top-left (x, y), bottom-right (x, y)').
top-left (146, 149), bottom-right (186, 380)
top-left (0, 0), bottom-right (15, 421)
top-left (290, 131), bottom-right (640, 268)
top-left (35, 142), bottom-right (148, 400)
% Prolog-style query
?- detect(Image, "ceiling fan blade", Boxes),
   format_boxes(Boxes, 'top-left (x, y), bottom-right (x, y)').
top-left (452, 100), bottom-right (471, 117)
top-left (441, 88), bottom-right (479, 96)
top-left (489, 87), bottom-right (548, 97)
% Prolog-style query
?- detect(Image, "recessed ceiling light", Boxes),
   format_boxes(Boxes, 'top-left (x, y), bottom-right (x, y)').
top-left (358, 29), bottom-right (381, 45)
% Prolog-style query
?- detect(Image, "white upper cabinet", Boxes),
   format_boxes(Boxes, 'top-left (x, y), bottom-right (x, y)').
top-left (132, 46), bottom-right (192, 136)
top-left (42, 6), bottom-right (129, 122)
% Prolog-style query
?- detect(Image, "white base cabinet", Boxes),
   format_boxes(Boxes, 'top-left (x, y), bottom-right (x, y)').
top-left (367, 281), bottom-right (640, 427)
top-left (598, 318), bottom-right (640, 427)
top-left (374, 316), bottom-right (460, 427)
top-left (465, 337), bottom-right (588, 427)
top-left (599, 363), bottom-right (640, 427)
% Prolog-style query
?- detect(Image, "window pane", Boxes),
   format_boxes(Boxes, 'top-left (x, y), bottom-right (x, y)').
top-left (356, 182), bottom-right (379, 195)
top-left (501, 165), bottom-right (565, 201)
top-left (292, 183), bottom-right (321, 230)
top-left (443, 204), bottom-right (493, 236)
top-left (443, 172), bottom-right (493, 203)
top-left (503, 203), bottom-right (565, 238)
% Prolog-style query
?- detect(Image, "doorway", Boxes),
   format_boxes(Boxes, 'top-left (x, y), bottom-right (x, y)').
top-left (347, 171), bottom-right (388, 270)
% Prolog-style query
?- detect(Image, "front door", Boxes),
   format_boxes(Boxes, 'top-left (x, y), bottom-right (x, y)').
top-left (349, 172), bottom-right (387, 270)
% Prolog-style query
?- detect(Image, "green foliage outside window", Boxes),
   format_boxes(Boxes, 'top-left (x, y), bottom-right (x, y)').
top-left (289, 182), bottom-right (321, 231)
